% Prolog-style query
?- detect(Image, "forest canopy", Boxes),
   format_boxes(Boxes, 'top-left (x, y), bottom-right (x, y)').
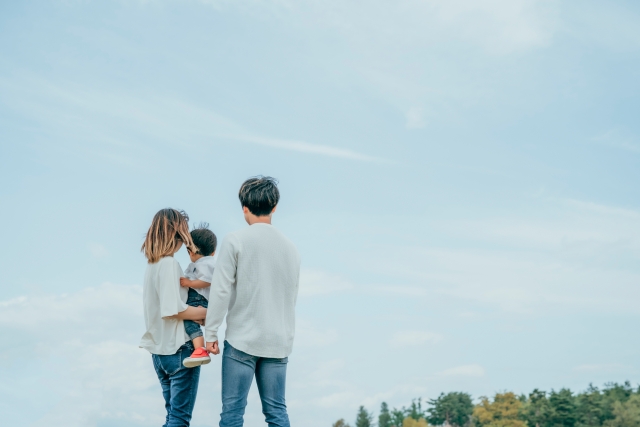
top-left (332, 381), bottom-right (640, 427)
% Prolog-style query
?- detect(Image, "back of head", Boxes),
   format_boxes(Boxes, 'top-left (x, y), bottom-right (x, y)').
top-left (141, 208), bottom-right (195, 263)
top-left (190, 222), bottom-right (217, 256)
top-left (238, 176), bottom-right (280, 216)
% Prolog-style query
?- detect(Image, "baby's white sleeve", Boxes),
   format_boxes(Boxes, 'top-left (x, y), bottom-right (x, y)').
top-left (195, 259), bottom-right (215, 283)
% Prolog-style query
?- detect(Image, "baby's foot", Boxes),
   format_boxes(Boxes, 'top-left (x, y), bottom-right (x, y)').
top-left (183, 347), bottom-right (211, 368)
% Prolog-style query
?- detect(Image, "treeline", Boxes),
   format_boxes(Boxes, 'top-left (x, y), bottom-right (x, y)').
top-left (332, 381), bottom-right (640, 427)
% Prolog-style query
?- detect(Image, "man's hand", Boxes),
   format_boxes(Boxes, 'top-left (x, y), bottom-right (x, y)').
top-left (194, 319), bottom-right (205, 325)
top-left (180, 277), bottom-right (192, 287)
top-left (206, 341), bottom-right (220, 355)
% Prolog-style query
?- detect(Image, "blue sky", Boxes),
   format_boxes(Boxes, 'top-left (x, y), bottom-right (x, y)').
top-left (1, 1), bottom-right (640, 426)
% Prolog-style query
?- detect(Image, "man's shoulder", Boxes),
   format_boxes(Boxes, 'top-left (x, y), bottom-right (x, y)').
top-left (263, 226), bottom-right (299, 258)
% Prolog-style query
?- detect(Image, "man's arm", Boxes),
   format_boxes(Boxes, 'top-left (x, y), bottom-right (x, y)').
top-left (180, 278), bottom-right (211, 289)
top-left (204, 236), bottom-right (238, 351)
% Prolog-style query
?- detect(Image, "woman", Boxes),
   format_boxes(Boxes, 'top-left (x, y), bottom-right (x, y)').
top-left (139, 208), bottom-right (207, 427)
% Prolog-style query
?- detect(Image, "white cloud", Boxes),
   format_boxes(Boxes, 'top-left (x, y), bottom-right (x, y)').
top-left (298, 269), bottom-right (355, 297)
top-left (369, 197), bottom-right (640, 314)
top-left (390, 331), bottom-right (442, 347)
top-left (0, 283), bottom-right (164, 426)
top-left (89, 242), bottom-right (109, 258)
top-left (438, 364), bottom-right (485, 377)
top-left (406, 107), bottom-right (426, 129)
top-left (296, 319), bottom-right (339, 347)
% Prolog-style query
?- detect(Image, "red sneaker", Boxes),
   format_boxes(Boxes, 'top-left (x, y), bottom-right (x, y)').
top-left (183, 347), bottom-right (211, 368)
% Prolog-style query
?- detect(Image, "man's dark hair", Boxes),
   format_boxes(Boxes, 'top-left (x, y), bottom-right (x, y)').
top-left (190, 222), bottom-right (217, 256)
top-left (239, 176), bottom-right (280, 216)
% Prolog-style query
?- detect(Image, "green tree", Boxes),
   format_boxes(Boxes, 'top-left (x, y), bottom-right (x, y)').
top-left (605, 394), bottom-right (640, 427)
top-left (427, 392), bottom-right (473, 427)
top-left (575, 384), bottom-right (603, 427)
top-left (602, 382), bottom-right (634, 422)
top-left (522, 389), bottom-right (552, 427)
top-left (356, 406), bottom-right (373, 427)
top-left (391, 408), bottom-right (406, 427)
top-left (405, 398), bottom-right (428, 420)
top-left (549, 389), bottom-right (577, 427)
top-left (333, 419), bottom-right (351, 427)
top-left (379, 402), bottom-right (392, 427)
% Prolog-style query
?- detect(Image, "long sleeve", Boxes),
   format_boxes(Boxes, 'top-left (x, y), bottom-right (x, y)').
top-left (204, 235), bottom-right (239, 343)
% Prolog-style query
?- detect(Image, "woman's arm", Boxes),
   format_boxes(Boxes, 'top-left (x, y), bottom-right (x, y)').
top-left (179, 278), bottom-right (211, 289)
top-left (164, 306), bottom-right (207, 321)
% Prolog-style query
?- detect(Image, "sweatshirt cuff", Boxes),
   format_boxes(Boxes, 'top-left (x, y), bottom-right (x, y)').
top-left (205, 331), bottom-right (219, 343)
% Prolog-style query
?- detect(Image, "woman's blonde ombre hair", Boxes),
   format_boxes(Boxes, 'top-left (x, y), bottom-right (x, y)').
top-left (142, 208), bottom-right (196, 263)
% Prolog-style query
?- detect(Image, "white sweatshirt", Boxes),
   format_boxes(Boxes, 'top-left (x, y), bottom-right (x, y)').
top-left (204, 223), bottom-right (300, 358)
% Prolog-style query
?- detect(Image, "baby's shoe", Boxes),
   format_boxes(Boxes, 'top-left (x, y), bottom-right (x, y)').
top-left (183, 347), bottom-right (211, 368)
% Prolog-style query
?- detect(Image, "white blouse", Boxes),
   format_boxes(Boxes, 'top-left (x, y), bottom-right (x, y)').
top-left (139, 256), bottom-right (189, 355)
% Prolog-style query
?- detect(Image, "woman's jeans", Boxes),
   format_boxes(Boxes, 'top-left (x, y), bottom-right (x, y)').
top-left (152, 341), bottom-right (201, 427)
top-left (220, 340), bottom-right (290, 427)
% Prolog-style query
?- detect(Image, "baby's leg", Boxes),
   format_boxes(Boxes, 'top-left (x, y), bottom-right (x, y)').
top-left (184, 319), bottom-right (203, 346)
top-left (183, 289), bottom-right (211, 368)
top-left (184, 289), bottom-right (205, 348)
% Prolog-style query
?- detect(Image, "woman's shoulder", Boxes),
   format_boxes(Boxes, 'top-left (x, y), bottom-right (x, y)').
top-left (153, 256), bottom-right (181, 269)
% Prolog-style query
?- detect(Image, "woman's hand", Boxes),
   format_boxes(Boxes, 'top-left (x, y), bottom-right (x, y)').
top-left (194, 319), bottom-right (205, 325)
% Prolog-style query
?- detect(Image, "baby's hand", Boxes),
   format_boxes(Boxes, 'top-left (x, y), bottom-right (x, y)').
top-left (180, 277), bottom-right (192, 287)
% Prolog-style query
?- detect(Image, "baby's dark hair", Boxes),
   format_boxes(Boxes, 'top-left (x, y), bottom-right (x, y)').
top-left (190, 222), bottom-right (217, 256)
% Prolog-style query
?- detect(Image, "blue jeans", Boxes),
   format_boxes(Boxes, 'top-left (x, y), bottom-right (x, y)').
top-left (220, 341), bottom-right (290, 427)
top-left (152, 341), bottom-right (201, 427)
top-left (184, 288), bottom-right (208, 340)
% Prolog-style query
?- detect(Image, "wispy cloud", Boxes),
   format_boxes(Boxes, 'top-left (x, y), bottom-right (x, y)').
top-left (405, 107), bottom-right (426, 129)
top-left (298, 269), bottom-right (355, 297)
top-left (227, 134), bottom-right (384, 162)
top-left (0, 74), bottom-right (383, 164)
top-left (390, 330), bottom-right (442, 346)
top-left (592, 129), bottom-right (640, 154)
top-left (438, 364), bottom-right (486, 377)
top-left (88, 243), bottom-right (109, 259)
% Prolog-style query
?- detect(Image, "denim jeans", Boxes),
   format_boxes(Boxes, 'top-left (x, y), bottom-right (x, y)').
top-left (152, 341), bottom-right (201, 427)
top-left (184, 288), bottom-right (208, 340)
top-left (220, 341), bottom-right (290, 427)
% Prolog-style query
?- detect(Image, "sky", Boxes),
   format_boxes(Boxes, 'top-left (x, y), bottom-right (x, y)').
top-left (1, 0), bottom-right (640, 426)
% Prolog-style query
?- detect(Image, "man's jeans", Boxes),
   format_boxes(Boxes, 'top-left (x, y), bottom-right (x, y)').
top-left (220, 340), bottom-right (290, 427)
top-left (152, 341), bottom-right (201, 427)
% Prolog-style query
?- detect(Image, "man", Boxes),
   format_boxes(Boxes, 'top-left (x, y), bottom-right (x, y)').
top-left (205, 176), bottom-right (300, 427)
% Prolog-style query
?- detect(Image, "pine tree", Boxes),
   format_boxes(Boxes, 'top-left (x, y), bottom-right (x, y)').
top-left (576, 384), bottom-right (604, 426)
top-left (391, 408), bottom-right (405, 427)
top-left (356, 406), bottom-right (373, 427)
top-left (379, 402), bottom-right (392, 427)
top-left (427, 392), bottom-right (473, 427)
top-left (522, 389), bottom-right (552, 427)
top-left (549, 388), bottom-right (577, 427)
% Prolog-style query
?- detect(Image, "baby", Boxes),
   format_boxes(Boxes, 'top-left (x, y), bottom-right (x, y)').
top-left (181, 223), bottom-right (217, 368)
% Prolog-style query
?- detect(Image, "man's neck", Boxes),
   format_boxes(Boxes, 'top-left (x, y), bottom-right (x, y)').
top-left (247, 215), bottom-right (272, 225)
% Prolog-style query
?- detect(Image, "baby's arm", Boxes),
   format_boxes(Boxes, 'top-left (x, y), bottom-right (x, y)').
top-left (180, 277), bottom-right (211, 289)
